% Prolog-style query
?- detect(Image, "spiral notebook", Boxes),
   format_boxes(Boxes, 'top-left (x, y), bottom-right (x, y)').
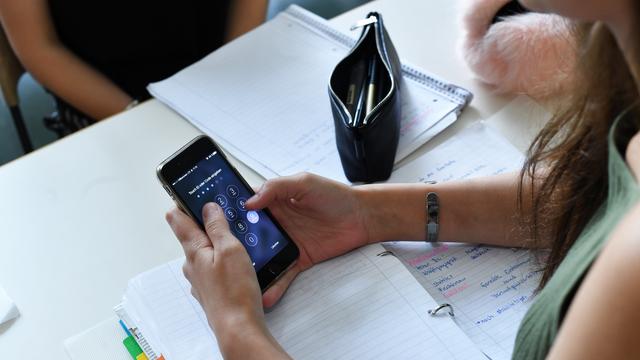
top-left (148, 5), bottom-right (472, 183)
top-left (115, 244), bottom-right (485, 360)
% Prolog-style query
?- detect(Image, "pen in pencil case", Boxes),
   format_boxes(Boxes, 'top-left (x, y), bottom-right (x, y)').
top-left (346, 60), bottom-right (366, 121)
top-left (364, 56), bottom-right (378, 121)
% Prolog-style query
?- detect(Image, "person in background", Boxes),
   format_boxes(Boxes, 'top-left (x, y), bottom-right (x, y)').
top-left (0, 0), bottom-right (267, 134)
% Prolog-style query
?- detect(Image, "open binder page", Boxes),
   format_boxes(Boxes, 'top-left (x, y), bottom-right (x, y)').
top-left (121, 244), bottom-right (485, 360)
top-left (148, 5), bottom-right (471, 183)
top-left (385, 122), bottom-right (542, 360)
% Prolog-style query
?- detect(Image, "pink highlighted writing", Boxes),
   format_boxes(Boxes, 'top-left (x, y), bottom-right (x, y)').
top-left (443, 283), bottom-right (470, 298)
top-left (407, 244), bottom-right (450, 267)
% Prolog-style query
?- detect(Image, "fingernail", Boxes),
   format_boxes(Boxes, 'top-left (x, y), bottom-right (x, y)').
top-left (166, 208), bottom-right (180, 224)
top-left (203, 202), bottom-right (220, 217)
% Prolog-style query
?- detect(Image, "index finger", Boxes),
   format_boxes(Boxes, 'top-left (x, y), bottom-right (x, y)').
top-left (246, 172), bottom-right (315, 210)
top-left (166, 207), bottom-right (213, 262)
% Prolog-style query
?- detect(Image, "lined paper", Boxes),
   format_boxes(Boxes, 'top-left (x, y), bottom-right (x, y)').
top-left (122, 244), bottom-right (485, 360)
top-left (388, 121), bottom-right (524, 184)
top-left (385, 122), bottom-right (541, 360)
top-left (148, 7), bottom-right (468, 183)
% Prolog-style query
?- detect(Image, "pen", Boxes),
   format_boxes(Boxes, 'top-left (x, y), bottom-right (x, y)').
top-left (364, 56), bottom-right (378, 123)
top-left (376, 62), bottom-right (387, 104)
top-left (346, 61), bottom-right (366, 123)
top-left (351, 67), bottom-right (368, 127)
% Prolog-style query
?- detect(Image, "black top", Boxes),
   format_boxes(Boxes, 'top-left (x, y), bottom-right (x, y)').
top-left (49, 0), bottom-right (231, 101)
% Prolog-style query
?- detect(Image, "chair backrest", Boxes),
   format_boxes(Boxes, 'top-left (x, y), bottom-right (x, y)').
top-left (0, 24), bottom-right (24, 107)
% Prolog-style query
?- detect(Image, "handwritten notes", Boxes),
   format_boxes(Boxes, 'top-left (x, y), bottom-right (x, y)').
top-left (121, 244), bottom-right (486, 360)
top-left (385, 122), bottom-right (542, 360)
top-left (385, 242), bottom-right (542, 360)
top-left (148, 7), bottom-right (468, 183)
top-left (387, 121), bottom-right (524, 184)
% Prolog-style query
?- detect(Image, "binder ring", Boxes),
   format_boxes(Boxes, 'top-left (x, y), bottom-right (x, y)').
top-left (428, 303), bottom-right (454, 317)
top-left (376, 250), bottom-right (395, 257)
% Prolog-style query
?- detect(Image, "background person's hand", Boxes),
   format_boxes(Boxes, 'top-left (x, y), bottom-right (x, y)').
top-left (166, 203), bottom-right (287, 358)
top-left (246, 173), bottom-right (370, 307)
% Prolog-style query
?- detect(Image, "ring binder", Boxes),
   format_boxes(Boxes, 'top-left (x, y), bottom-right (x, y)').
top-left (376, 250), bottom-right (396, 257)
top-left (428, 303), bottom-right (455, 317)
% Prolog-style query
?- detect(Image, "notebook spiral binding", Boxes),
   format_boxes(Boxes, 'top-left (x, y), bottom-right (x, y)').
top-left (284, 6), bottom-right (473, 108)
top-left (376, 249), bottom-right (456, 318)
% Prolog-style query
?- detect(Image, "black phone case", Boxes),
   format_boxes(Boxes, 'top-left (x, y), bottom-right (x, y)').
top-left (328, 12), bottom-right (402, 183)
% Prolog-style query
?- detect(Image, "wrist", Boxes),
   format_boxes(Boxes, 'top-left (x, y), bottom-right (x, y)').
top-left (355, 183), bottom-right (431, 243)
top-left (215, 314), bottom-right (274, 357)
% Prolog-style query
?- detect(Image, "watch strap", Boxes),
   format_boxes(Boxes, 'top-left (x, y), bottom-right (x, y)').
top-left (426, 192), bottom-right (439, 242)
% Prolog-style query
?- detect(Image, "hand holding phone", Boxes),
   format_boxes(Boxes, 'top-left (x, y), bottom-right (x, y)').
top-left (157, 136), bottom-right (299, 291)
top-left (165, 200), bottom-right (292, 357)
top-left (245, 173), bottom-right (372, 307)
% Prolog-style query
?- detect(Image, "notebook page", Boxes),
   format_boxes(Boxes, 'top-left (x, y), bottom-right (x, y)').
top-left (123, 244), bottom-right (485, 360)
top-left (148, 6), bottom-right (466, 183)
top-left (384, 122), bottom-right (542, 360)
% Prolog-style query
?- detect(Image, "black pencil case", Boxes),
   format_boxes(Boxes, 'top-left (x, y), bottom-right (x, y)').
top-left (328, 12), bottom-right (402, 183)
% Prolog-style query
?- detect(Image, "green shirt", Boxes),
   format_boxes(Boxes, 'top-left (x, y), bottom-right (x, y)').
top-left (512, 106), bottom-right (640, 359)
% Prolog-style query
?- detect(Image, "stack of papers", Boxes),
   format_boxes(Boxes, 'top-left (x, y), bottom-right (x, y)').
top-left (116, 245), bottom-right (486, 360)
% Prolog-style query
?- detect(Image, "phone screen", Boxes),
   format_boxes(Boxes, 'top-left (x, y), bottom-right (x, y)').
top-left (168, 149), bottom-right (291, 271)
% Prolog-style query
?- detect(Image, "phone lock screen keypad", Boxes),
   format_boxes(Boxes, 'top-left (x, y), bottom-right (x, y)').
top-left (170, 150), bottom-right (289, 270)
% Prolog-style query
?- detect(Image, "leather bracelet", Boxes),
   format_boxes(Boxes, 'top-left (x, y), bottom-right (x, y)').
top-left (426, 192), bottom-right (439, 242)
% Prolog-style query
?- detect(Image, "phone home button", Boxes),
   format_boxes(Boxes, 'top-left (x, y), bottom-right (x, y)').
top-left (267, 263), bottom-right (285, 276)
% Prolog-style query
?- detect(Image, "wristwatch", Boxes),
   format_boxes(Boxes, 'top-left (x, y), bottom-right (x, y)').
top-left (426, 192), bottom-right (439, 242)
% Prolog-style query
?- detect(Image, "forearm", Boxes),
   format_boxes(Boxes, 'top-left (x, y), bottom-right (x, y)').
top-left (216, 320), bottom-right (290, 360)
top-left (225, 0), bottom-right (267, 42)
top-left (357, 172), bottom-right (545, 248)
top-left (22, 44), bottom-right (132, 120)
top-left (0, 0), bottom-right (132, 120)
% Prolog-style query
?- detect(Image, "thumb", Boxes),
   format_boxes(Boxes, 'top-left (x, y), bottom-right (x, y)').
top-left (202, 202), bottom-right (233, 247)
top-left (262, 262), bottom-right (302, 308)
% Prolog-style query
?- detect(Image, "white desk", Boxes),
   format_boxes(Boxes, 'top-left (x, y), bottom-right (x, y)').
top-left (0, 1), bottom-right (543, 359)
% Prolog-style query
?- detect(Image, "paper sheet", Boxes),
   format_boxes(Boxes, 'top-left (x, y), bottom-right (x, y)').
top-left (384, 122), bottom-right (542, 360)
top-left (148, 6), bottom-right (469, 183)
top-left (122, 244), bottom-right (485, 360)
top-left (64, 317), bottom-right (131, 360)
top-left (0, 285), bottom-right (19, 326)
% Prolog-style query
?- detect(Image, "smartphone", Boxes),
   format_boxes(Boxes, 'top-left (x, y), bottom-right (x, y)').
top-left (157, 135), bottom-right (299, 292)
